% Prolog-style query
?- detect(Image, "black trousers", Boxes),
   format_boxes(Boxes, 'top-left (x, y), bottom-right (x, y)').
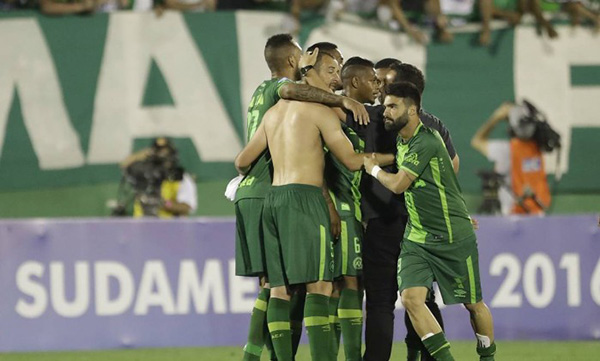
top-left (362, 215), bottom-right (445, 361)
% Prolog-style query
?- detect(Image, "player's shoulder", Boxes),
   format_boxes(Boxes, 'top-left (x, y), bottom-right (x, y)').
top-left (414, 124), bottom-right (443, 144)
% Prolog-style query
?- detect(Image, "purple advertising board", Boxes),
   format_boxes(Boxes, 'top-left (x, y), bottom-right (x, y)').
top-left (0, 215), bottom-right (598, 352)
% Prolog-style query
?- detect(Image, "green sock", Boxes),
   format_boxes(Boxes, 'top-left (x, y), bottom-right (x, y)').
top-left (338, 289), bottom-right (363, 361)
top-left (421, 332), bottom-right (454, 361)
top-left (290, 292), bottom-right (306, 357)
top-left (304, 293), bottom-right (331, 361)
top-left (242, 288), bottom-right (270, 361)
top-left (264, 320), bottom-right (277, 361)
top-left (328, 296), bottom-right (341, 361)
top-left (267, 297), bottom-right (293, 361)
top-left (477, 342), bottom-right (496, 361)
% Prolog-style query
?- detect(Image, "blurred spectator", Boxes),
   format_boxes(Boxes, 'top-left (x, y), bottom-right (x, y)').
top-left (118, 137), bottom-right (197, 218)
top-left (0, 0), bottom-right (38, 10)
top-left (471, 101), bottom-right (552, 215)
top-left (40, 0), bottom-right (95, 15)
top-left (377, 0), bottom-right (430, 43)
top-left (161, 0), bottom-right (215, 12)
top-left (558, 0), bottom-right (600, 32)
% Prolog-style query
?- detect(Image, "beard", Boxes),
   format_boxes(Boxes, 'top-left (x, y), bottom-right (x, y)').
top-left (384, 112), bottom-right (410, 132)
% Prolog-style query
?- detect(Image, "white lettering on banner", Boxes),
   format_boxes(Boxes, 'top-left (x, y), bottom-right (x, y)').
top-left (15, 261), bottom-right (48, 319)
top-left (490, 253), bottom-right (523, 307)
top-left (228, 260), bottom-right (258, 313)
top-left (491, 252), bottom-right (600, 308)
top-left (0, 19), bottom-right (85, 170)
top-left (87, 12), bottom-right (242, 165)
top-left (591, 258), bottom-right (600, 306)
top-left (134, 260), bottom-right (176, 315)
top-left (514, 26), bottom-right (600, 174)
top-left (15, 259), bottom-right (236, 318)
top-left (95, 261), bottom-right (135, 316)
top-left (176, 259), bottom-right (227, 314)
top-left (522, 253), bottom-right (555, 308)
top-left (50, 262), bottom-right (90, 318)
top-left (559, 253), bottom-right (581, 307)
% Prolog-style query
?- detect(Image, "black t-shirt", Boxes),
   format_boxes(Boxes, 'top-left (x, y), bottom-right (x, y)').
top-left (347, 105), bottom-right (457, 220)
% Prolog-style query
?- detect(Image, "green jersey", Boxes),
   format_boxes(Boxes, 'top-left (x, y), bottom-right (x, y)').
top-left (397, 123), bottom-right (474, 244)
top-left (235, 78), bottom-right (292, 202)
top-left (324, 123), bottom-right (365, 222)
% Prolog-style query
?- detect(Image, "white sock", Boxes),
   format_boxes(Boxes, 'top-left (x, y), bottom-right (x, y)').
top-left (421, 332), bottom-right (435, 341)
top-left (476, 333), bottom-right (491, 348)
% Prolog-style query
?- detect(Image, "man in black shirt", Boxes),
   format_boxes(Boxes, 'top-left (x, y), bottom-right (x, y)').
top-left (346, 59), bottom-right (459, 361)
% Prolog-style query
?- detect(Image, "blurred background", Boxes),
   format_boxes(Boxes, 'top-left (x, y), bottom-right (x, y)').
top-left (0, 0), bottom-right (599, 359)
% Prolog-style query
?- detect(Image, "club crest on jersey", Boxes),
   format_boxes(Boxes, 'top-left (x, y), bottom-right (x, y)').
top-left (404, 153), bottom-right (419, 166)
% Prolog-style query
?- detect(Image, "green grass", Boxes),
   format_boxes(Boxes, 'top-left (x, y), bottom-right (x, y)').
top-left (1, 341), bottom-right (599, 361)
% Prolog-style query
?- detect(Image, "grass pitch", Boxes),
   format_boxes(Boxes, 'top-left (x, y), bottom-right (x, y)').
top-left (1, 341), bottom-right (599, 361)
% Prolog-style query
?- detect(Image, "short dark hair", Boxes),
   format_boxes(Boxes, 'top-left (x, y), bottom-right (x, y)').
top-left (390, 63), bottom-right (425, 95)
top-left (264, 33), bottom-right (297, 72)
top-left (306, 41), bottom-right (338, 54)
top-left (315, 51), bottom-right (336, 70)
top-left (385, 82), bottom-right (422, 111)
top-left (374, 58), bottom-right (402, 69)
top-left (341, 56), bottom-right (374, 81)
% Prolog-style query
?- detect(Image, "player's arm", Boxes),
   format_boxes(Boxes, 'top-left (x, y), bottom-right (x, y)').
top-left (278, 83), bottom-right (369, 125)
top-left (317, 110), bottom-right (366, 171)
top-left (234, 122), bottom-right (267, 175)
top-left (471, 102), bottom-right (512, 157)
top-left (375, 153), bottom-right (395, 167)
top-left (364, 154), bottom-right (415, 194)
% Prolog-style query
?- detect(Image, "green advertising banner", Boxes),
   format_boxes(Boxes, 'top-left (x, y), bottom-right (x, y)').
top-left (1, 10), bottom-right (599, 196)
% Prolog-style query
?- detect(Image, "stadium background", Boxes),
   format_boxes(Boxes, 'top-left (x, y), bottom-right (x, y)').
top-left (0, 8), bottom-right (599, 360)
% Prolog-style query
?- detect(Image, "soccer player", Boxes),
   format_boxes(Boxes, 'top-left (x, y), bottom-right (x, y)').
top-left (306, 42), bottom-right (344, 91)
top-left (234, 58), bottom-right (365, 361)
top-left (347, 58), bottom-right (455, 361)
top-left (235, 33), bottom-right (369, 361)
top-left (364, 82), bottom-right (497, 361)
top-left (324, 56), bottom-right (390, 361)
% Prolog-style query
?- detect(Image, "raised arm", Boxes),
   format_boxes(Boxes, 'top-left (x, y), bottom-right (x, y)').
top-left (471, 102), bottom-right (512, 157)
top-left (234, 122), bottom-right (268, 175)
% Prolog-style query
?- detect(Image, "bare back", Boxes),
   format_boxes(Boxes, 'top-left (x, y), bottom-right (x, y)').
top-left (264, 100), bottom-right (336, 187)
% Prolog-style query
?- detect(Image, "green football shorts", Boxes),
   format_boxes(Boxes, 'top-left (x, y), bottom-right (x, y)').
top-left (262, 184), bottom-right (334, 288)
top-left (234, 198), bottom-right (267, 277)
top-left (397, 235), bottom-right (483, 305)
top-left (334, 216), bottom-right (363, 278)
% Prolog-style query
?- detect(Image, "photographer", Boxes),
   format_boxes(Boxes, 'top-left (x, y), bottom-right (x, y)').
top-left (119, 137), bottom-right (197, 218)
top-left (471, 101), bottom-right (555, 215)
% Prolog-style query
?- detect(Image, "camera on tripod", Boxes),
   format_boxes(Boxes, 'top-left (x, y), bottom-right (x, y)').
top-left (112, 138), bottom-right (184, 217)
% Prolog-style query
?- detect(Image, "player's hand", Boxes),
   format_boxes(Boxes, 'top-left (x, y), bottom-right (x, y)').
top-left (363, 153), bottom-right (379, 174)
top-left (299, 47), bottom-right (318, 69)
top-left (471, 217), bottom-right (479, 230)
top-left (329, 207), bottom-right (341, 242)
top-left (342, 97), bottom-right (370, 125)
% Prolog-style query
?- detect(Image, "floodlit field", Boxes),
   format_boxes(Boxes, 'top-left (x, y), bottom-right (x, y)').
top-left (1, 341), bottom-right (599, 361)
